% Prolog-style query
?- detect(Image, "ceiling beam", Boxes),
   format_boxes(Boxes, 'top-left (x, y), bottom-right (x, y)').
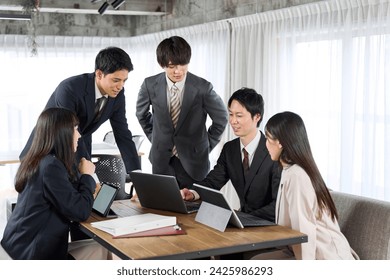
top-left (0, 12), bottom-right (31, 20)
top-left (0, 1), bottom-right (170, 16)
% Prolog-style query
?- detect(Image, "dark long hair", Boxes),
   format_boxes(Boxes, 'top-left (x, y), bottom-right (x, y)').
top-left (15, 108), bottom-right (79, 193)
top-left (265, 111), bottom-right (338, 221)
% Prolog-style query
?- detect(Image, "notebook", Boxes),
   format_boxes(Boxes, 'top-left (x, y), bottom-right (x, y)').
top-left (130, 171), bottom-right (200, 214)
top-left (193, 183), bottom-right (275, 228)
top-left (91, 213), bottom-right (177, 237)
top-left (112, 224), bottom-right (186, 239)
top-left (92, 183), bottom-right (120, 217)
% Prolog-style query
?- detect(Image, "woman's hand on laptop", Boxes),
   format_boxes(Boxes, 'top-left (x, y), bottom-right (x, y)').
top-left (181, 188), bottom-right (195, 201)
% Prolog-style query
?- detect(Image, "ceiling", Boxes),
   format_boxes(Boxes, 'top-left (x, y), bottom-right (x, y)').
top-left (0, 0), bottom-right (172, 17)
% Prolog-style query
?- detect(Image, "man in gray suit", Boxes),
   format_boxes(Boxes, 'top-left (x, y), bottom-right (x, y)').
top-left (136, 36), bottom-right (228, 188)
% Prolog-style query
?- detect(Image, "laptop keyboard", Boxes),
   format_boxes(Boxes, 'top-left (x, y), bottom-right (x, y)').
top-left (185, 201), bottom-right (201, 213)
top-left (235, 211), bottom-right (275, 227)
top-left (110, 203), bottom-right (142, 217)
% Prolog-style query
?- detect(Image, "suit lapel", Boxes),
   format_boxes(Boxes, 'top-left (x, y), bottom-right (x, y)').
top-left (244, 132), bottom-right (268, 193)
top-left (175, 73), bottom-right (197, 131)
top-left (153, 74), bottom-right (173, 128)
top-left (232, 139), bottom-right (246, 189)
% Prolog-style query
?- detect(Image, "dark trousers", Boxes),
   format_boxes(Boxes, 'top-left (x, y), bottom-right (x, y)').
top-left (169, 156), bottom-right (197, 189)
top-left (69, 222), bottom-right (90, 241)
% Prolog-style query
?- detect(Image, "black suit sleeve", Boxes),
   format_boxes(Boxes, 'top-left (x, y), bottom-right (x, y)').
top-left (136, 79), bottom-right (153, 142)
top-left (203, 83), bottom-right (228, 151)
top-left (109, 92), bottom-right (141, 172)
top-left (43, 158), bottom-right (95, 222)
top-left (196, 144), bottom-right (231, 190)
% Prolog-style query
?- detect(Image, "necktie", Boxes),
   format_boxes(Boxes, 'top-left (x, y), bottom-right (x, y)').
top-left (243, 148), bottom-right (249, 175)
top-left (93, 97), bottom-right (107, 123)
top-left (170, 85), bottom-right (180, 128)
top-left (170, 85), bottom-right (180, 157)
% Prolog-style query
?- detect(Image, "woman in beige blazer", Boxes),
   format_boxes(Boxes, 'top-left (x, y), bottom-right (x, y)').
top-left (263, 111), bottom-right (357, 260)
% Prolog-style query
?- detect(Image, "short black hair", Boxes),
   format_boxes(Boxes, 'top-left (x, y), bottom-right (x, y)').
top-left (95, 46), bottom-right (133, 74)
top-left (228, 87), bottom-right (264, 127)
top-left (156, 36), bottom-right (191, 67)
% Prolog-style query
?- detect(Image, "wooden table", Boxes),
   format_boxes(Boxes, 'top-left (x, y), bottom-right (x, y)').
top-left (80, 200), bottom-right (307, 260)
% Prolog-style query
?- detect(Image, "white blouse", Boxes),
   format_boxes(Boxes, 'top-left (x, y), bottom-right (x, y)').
top-left (276, 164), bottom-right (356, 260)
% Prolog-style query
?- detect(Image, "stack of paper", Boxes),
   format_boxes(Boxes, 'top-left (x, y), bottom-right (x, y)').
top-left (91, 213), bottom-right (176, 237)
top-left (113, 225), bottom-right (186, 239)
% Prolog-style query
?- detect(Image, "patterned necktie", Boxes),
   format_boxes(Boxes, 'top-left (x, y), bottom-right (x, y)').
top-left (170, 85), bottom-right (180, 157)
top-left (243, 148), bottom-right (249, 175)
top-left (93, 97), bottom-right (107, 123)
top-left (170, 84), bottom-right (180, 128)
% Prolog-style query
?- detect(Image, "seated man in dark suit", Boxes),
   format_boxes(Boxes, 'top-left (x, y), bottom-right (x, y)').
top-left (182, 87), bottom-right (281, 222)
top-left (182, 87), bottom-right (281, 259)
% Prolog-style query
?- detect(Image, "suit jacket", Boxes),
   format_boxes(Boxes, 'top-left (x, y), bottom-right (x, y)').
top-left (277, 164), bottom-right (355, 259)
top-left (1, 155), bottom-right (95, 260)
top-left (198, 132), bottom-right (281, 222)
top-left (20, 73), bottom-right (140, 172)
top-left (136, 72), bottom-right (228, 181)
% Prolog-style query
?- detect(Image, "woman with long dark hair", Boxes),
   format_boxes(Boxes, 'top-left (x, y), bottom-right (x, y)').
top-left (264, 111), bottom-right (357, 259)
top-left (1, 108), bottom-right (108, 259)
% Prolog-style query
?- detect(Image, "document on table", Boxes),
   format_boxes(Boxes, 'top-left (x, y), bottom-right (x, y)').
top-left (91, 213), bottom-right (177, 237)
top-left (113, 224), bottom-right (186, 238)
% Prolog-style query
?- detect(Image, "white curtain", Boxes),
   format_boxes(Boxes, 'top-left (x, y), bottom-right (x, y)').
top-left (1, 0), bottom-right (389, 230)
top-left (229, 0), bottom-right (390, 201)
top-left (0, 22), bottom-right (231, 235)
top-left (0, 21), bottom-right (230, 178)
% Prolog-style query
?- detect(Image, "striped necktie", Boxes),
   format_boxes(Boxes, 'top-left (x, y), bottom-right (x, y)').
top-left (170, 84), bottom-right (180, 128)
top-left (243, 148), bottom-right (249, 175)
top-left (170, 84), bottom-right (180, 157)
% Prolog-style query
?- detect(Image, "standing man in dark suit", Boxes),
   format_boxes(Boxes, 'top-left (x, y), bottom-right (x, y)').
top-left (20, 47), bottom-right (141, 173)
top-left (182, 88), bottom-right (281, 222)
top-left (136, 36), bottom-right (228, 188)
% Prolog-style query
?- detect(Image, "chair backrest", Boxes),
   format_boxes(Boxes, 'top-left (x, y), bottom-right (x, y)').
top-left (103, 131), bottom-right (116, 145)
top-left (92, 154), bottom-right (131, 200)
top-left (331, 191), bottom-right (390, 260)
top-left (132, 135), bottom-right (145, 152)
top-left (103, 131), bottom-right (145, 152)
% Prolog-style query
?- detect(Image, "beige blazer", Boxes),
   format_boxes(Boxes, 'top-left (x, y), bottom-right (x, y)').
top-left (276, 164), bottom-right (356, 260)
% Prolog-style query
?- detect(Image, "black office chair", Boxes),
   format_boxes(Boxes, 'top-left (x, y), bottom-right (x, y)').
top-left (102, 130), bottom-right (144, 179)
top-left (102, 131), bottom-right (116, 145)
top-left (92, 154), bottom-right (132, 200)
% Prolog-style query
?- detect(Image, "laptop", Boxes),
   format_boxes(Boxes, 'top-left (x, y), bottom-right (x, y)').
top-left (92, 182), bottom-right (120, 217)
top-left (193, 183), bottom-right (275, 228)
top-left (130, 171), bottom-right (200, 214)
